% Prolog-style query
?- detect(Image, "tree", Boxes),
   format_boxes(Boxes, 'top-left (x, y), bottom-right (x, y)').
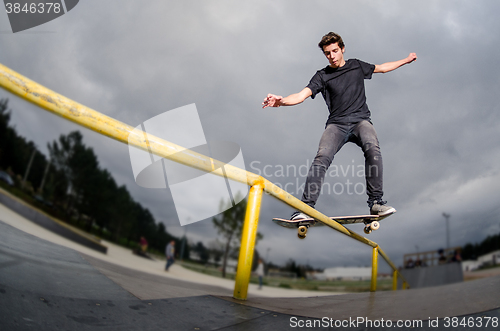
top-left (0, 98), bottom-right (13, 169)
top-left (0, 98), bottom-right (49, 191)
top-left (0, 104), bottom-right (180, 251)
top-left (462, 232), bottom-right (500, 261)
top-left (193, 241), bottom-right (210, 264)
top-left (47, 131), bottom-right (157, 241)
top-left (208, 240), bottom-right (224, 266)
top-left (48, 131), bottom-right (90, 211)
top-left (212, 193), bottom-right (263, 278)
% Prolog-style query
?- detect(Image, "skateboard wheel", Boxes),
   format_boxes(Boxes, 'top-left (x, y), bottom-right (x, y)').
top-left (298, 233), bottom-right (306, 239)
top-left (370, 221), bottom-right (380, 231)
top-left (298, 225), bottom-right (308, 235)
top-left (364, 227), bottom-right (372, 235)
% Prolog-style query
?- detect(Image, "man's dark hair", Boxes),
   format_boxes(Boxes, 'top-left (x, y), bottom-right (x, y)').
top-left (318, 32), bottom-right (345, 51)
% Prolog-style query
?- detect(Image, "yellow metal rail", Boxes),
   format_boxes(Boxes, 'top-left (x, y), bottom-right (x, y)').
top-left (0, 63), bottom-right (409, 299)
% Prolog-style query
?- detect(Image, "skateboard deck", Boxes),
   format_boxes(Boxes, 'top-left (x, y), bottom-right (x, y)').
top-left (272, 211), bottom-right (395, 238)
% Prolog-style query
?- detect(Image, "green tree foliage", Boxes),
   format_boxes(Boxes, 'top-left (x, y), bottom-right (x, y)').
top-left (193, 241), bottom-right (210, 264)
top-left (208, 240), bottom-right (224, 266)
top-left (47, 130), bottom-right (175, 250)
top-left (48, 131), bottom-right (100, 216)
top-left (461, 232), bottom-right (500, 260)
top-left (212, 193), bottom-right (263, 278)
top-left (0, 96), bottom-right (177, 253)
top-left (0, 98), bottom-right (17, 171)
top-left (0, 98), bottom-right (48, 190)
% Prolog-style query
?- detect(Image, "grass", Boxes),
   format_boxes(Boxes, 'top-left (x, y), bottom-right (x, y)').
top-left (179, 260), bottom-right (393, 292)
top-left (180, 261), bottom-right (237, 280)
top-left (475, 264), bottom-right (500, 271)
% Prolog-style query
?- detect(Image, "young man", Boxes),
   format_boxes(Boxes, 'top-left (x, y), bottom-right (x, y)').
top-left (262, 32), bottom-right (417, 220)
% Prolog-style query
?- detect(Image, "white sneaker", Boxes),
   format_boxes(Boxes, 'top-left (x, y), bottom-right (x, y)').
top-left (370, 203), bottom-right (396, 216)
top-left (290, 211), bottom-right (309, 220)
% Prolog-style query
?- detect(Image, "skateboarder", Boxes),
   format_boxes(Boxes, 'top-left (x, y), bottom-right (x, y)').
top-left (263, 32), bottom-right (417, 221)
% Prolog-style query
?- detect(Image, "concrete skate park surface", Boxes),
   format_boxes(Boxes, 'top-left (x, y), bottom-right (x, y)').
top-left (1, 202), bottom-right (500, 330)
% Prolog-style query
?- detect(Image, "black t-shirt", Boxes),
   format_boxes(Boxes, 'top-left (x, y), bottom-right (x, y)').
top-left (306, 59), bottom-right (375, 125)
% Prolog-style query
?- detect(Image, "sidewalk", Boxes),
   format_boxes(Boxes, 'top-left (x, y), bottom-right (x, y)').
top-left (0, 202), bottom-right (341, 298)
top-left (464, 266), bottom-right (500, 281)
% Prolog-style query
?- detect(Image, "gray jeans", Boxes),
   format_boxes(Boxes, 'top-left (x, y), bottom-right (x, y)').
top-left (301, 120), bottom-right (384, 208)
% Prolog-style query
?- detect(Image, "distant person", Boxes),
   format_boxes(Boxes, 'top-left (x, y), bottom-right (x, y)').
top-left (451, 249), bottom-right (462, 263)
top-left (256, 259), bottom-right (265, 289)
top-left (438, 249), bottom-right (447, 265)
top-left (139, 236), bottom-right (148, 253)
top-left (405, 258), bottom-right (415, 269)
top-left (165, 240), bottom-right (175, 271)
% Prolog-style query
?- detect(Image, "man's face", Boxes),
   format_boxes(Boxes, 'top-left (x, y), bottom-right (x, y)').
top-left (323, 43), bottom-right (345, 68)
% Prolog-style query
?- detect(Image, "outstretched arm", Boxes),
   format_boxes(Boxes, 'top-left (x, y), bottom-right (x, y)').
top-left (262, 87), bottom-right (312, 108)
top-left (374, 53), bottom-right (417, 74)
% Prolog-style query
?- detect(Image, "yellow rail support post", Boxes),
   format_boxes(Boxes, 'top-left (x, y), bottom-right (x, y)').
top-left (233, 184), bottom-right (264, 300)
top-left (392, 270), bottom-right (398, 291)
top-left (370, 246), bottom-right (379, 292)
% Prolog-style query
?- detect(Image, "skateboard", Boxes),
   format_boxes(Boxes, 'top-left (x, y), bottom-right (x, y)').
top-left (272, 211), bottom-right (395, 239)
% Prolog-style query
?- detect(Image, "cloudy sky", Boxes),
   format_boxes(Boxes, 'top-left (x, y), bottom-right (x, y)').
top-left (1, 0), bottom-right (500, 271)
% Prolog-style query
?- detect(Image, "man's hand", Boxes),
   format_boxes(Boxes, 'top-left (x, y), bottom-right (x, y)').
top-left (262, 94), bottom-right (283, 108)
top-left (406, 53), bottom-right (417, 64)
top-left (374, 53), bottom-right (418, 73)
top-left (262, 88), bottom-right (312, 108)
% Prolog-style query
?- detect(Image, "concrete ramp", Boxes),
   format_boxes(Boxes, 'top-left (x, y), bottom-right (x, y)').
top-left (1, 209), bottom-right (500, 330)
top-left (401, 263), bottom-right (464, 289)
top-left (0, 188), bottom-right (107, 253)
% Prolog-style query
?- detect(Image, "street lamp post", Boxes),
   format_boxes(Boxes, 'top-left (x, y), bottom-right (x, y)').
top-left (442, 213), bottom-right (450, 250)
top-left (22, 149), bottom-right (36, 189)
top-left (180, 226), bottom-right (187, 261)
top-left (38, 160), bottom-right (51, 193)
